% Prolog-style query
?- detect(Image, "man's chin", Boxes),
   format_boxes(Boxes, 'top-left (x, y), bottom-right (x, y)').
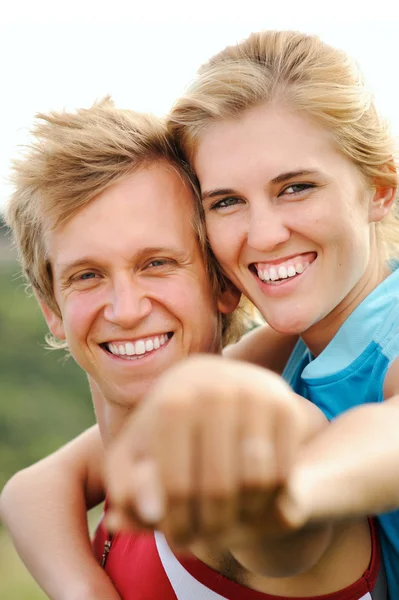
top-left (101, 378), bottom-right (158, 408)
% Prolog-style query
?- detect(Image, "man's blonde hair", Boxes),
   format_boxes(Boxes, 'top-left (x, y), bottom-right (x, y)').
top-left (169, 30), bottom-right (399, 258)
top-left (5, 98), bottom-right (245, 347)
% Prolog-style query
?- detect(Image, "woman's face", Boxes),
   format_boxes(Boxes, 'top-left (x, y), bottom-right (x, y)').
top-left (194, 104), bottom-right (387, 350)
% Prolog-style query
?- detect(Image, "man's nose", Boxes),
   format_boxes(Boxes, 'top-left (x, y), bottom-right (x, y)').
top-left (104, 278), bottom-right (152, 329)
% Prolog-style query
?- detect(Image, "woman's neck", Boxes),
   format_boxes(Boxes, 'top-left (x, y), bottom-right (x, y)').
top-left (301, 257), bottom-right (390, 357)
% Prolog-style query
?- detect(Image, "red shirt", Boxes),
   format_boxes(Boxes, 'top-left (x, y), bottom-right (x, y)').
top-left (93, 518), bottom-right (382, 600)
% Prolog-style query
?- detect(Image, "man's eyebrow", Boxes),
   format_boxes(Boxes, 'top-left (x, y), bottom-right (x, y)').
top-left (201, 171), bottom-right (319, 201)
top-left (57, 247), bottom-right (189, 278)
top-left (134, 246), bottom-right (189, 262)
top-left (56, 258), bottom-right (101, 280)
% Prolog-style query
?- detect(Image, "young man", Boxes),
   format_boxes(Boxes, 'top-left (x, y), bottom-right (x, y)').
top-left (0, 99), bottom-right (385, 600)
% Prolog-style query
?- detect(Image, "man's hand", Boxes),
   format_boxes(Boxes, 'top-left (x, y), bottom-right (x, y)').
top-left (105, 355), bottom-right (309, 549)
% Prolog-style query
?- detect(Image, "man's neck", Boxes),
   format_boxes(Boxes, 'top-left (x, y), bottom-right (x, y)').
top-left (88, 377), bottom-right (138, 446)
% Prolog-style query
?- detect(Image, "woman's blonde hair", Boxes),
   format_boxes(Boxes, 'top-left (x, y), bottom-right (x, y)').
top-left (169, 30), bottom-right (398, 258)
top-left (4, 98), bottom-right (246, 348)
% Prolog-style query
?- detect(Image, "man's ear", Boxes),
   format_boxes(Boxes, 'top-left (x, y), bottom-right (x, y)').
top-left (217, 284), bottom-right (241, 315)
top-left (369, 183), bottom-right (396, 223)
top-left (36, 295), bottom-right (66, 340)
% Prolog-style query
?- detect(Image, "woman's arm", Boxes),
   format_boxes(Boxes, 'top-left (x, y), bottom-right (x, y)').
top-left (224, 324), bottom-right (298, 374)
top-left (0, 425), bottom-right (121, 600)
top-left (278, 357), bottom-right (399, 527)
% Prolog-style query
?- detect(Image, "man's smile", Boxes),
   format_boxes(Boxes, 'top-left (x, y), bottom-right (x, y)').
top-left (101, 332), bottom-right (174, 360)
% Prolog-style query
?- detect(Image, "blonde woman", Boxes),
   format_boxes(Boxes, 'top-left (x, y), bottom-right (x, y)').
top-left (166, 28), bottom-right (399, 594)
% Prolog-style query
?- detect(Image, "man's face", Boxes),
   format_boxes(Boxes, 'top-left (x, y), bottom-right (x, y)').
top-left (42, 162), bottom-right (235, 407)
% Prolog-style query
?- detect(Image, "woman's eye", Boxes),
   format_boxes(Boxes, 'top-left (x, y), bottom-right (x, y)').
top-left (210, 197), bottom-right (243, 210)
top-left (281, 183), bottom-right (314, 196)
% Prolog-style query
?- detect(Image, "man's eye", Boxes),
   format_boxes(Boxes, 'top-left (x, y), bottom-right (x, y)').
top-left (79, 272), bottom-right (97, 280)
top-left (210, 197), bottom-right (243, 210)
top-left (70, 272), bottom-right (98, 284)
top-left (148, 259), bottom-right (169, 268)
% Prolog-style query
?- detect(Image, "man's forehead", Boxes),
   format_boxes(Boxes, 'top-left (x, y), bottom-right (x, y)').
top-left (49, 213), bottom-right (201, 277)
top-left (46, 162), bottom-right (203, 266)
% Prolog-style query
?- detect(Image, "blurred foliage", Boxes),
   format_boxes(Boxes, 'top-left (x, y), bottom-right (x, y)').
top-left (0, 237), bottom-right (94, 458)
top-left (0, 260), bottom-right (95, 490)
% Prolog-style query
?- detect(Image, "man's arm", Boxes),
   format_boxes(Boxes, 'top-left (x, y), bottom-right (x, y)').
top-left (0, 425), bottom-right (121, 600)
top-left (278, 356), bottom-right (399, 527)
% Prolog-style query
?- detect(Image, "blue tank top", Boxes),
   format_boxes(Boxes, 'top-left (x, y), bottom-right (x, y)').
top-left (282, 266), bottom-right (399, 598)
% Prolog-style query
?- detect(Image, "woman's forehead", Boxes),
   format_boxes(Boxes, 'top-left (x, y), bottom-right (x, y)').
top-left (194, 106), bottom-right (349, 186)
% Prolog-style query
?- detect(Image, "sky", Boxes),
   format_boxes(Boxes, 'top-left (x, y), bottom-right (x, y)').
top-left (0, 0), bottom-right (399, 210)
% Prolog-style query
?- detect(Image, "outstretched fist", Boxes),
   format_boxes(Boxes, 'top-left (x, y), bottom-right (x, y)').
top-left (105, 355), bottom-right (316, 549)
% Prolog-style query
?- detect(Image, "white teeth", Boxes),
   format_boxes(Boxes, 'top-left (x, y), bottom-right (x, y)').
top-left (135, 340), bottom-right (146, 355)
top-left (107, 333), bottom-right (170, 357)
top-left (278, 266), bottom-right (288, 279)
top-left (126, 342), bottom-right (135, 356)
top-left (269, 267), bottom-right (278, 281)
top-left (256, 260), bottom-right (310, 282)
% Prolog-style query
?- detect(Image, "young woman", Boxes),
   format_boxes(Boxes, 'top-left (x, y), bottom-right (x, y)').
top-left (164, 28), bottom-right (399, 594)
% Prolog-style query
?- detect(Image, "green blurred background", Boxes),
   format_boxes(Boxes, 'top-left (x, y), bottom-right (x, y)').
top-left (0, 216), bottom-right (96, 599)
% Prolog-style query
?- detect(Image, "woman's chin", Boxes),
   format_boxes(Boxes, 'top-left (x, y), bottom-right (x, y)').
top-left (263, 314), bottom-right (310, 336)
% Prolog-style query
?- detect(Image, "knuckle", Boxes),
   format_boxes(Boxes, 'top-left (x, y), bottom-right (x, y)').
top-left (157, 391), bottom-right (195, 418)
top-left (201, 478), bottom-right (235, 498)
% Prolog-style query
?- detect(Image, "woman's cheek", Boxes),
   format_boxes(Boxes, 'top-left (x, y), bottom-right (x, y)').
top-left (211, 227), bottom-right (240, 270)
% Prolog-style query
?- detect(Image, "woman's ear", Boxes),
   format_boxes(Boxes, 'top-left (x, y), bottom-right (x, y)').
top-left (369, 182), bottom-right (397, 223)
top-left (217, 284), bottom-right (241, 314)
top-left (36, 294), bottom-right (66, 340)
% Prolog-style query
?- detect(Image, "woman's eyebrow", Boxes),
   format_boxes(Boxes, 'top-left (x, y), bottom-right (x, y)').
top-left (201, 171), bottom-right (320, 201)
top-left (201, 188), bottom-right (237, 202)
top-left (270, 170), bottom-right (318, 184)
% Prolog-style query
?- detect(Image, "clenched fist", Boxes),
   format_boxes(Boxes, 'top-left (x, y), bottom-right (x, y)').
top-left (105, 355), bottom-right (324, 553)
